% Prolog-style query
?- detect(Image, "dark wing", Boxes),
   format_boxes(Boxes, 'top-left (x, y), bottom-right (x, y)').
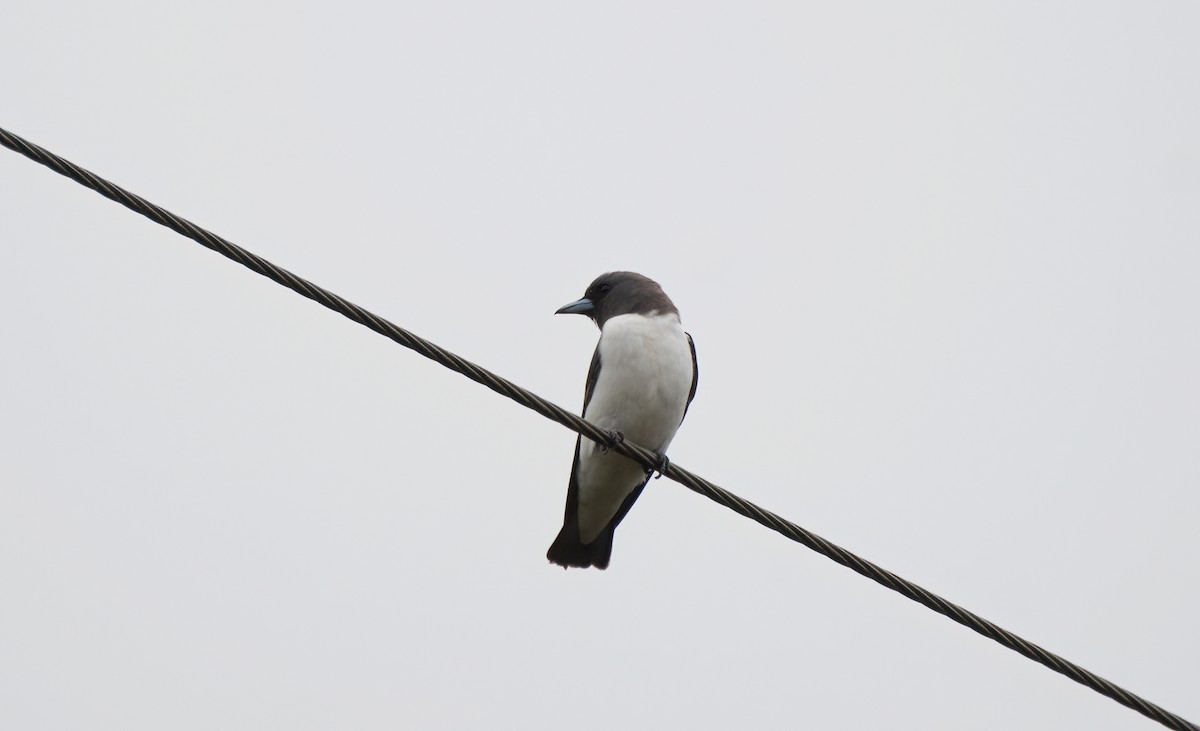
top-left (547, 344), bottom-right (615, 568)
top-left (562, 343), bottom-right (602, 525)
top-left (681, 332), bottom-right (698, 422)
top-left (582, 343), bottom-right (602, 412)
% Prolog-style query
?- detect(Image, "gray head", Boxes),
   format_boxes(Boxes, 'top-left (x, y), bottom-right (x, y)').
top-left (555, 271), bottom-right (679, 329)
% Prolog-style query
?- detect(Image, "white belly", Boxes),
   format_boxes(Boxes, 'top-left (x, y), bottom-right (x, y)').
top-left (576, 313), bottom-right (694, 543)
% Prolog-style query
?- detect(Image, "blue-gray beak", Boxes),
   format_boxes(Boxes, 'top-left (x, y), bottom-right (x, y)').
top-left (555, 297), bottom-right (594, 315)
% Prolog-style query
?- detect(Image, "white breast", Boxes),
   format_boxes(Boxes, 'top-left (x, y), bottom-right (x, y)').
top-left (576, 312), bottom-right (694, 543)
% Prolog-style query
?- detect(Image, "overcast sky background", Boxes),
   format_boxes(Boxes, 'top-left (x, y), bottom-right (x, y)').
top-left (2, 3), bottom-right (1198, 729)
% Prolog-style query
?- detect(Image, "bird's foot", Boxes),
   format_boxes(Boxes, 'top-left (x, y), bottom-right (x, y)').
top-left (600, 430), bottom-right (625, 454)
top-left (647, 453), bottom-right (670, 479)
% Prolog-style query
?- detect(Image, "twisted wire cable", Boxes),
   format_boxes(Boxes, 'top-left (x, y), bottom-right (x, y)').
top-left (2, 125), bottom-right (1194, 731)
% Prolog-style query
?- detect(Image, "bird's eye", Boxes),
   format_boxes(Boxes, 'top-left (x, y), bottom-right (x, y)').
top-left (599, 283), bottom-right (613, 293)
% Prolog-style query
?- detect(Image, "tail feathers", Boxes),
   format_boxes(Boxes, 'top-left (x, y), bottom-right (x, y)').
top-left (546, 522), bottom-right (614, 570)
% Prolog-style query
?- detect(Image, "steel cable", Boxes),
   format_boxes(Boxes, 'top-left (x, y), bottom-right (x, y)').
top-left (2, 125), bottom-right (1194, 731)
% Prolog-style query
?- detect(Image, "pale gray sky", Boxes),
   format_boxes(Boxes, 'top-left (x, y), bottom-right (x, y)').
top-left (2, 2), bottom-right (1198, 729)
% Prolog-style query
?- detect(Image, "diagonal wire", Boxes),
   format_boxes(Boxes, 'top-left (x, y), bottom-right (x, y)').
top-left (1, 124), bottom-right (1195, 731)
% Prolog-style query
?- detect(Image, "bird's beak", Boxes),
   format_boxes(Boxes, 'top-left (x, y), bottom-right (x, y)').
top-left (555, 297), bottom-right (595, 315)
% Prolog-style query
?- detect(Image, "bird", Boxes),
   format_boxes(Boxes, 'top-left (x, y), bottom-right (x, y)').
top-left (547, 271), bottom-right (698, 569)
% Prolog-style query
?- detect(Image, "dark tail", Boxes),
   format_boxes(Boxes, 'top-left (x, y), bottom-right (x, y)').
top-left (546, 520), bottom-right (614, 570)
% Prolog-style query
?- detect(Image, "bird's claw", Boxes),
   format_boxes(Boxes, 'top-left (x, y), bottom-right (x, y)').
top-left (647, 453), bottom-right (670, 479)
top-left (600, 430), bottom-right (625, 454)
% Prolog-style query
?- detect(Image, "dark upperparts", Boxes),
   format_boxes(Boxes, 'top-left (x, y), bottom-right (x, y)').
top-left (555, 271), bottom-right (680, 329)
